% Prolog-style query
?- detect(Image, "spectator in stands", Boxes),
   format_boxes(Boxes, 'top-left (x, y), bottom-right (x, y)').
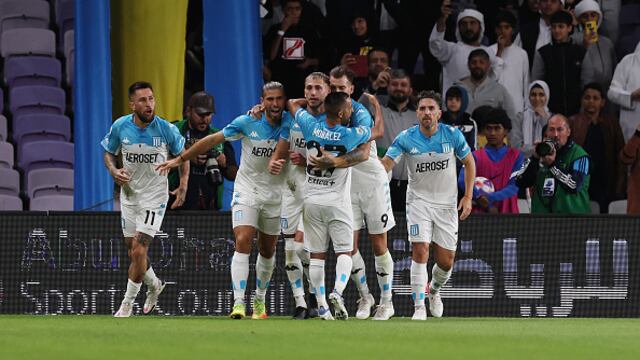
top-left (346, 47), bottom-right (391, 100)
top-left (510, 80), bottom-right (553, 157)
top-left (265, 0), bottom-right (324, 99)
top-left (441, 85), bottom-right (477, 151)
top-left (572, 0), bottom-right (617, 96)
top-left (620, 123), bottom-right (640, 214)
top-left (531, 10), bottom-right (586, 117)
top-left (569, 83), bottom-right (626, 213)
top-left (459, 107), bottom-right (524, 214)
top-left (429, 1), bottom-right (503, 93)
top-left (168, 92), bottom-right (238, 210)
top-left (456, 49), bottom-right (516, 122)
top-left (518, 0), bottom-right (542, 30)
top-left (360, 68), bottom-right (416, 212)
top-left (515, 114), bottom-right (591, 214)
top-left (489, 10), bottom-right (529, 114)
top-left (336, 12), bottom-right (377, 66)
top-left (608, 42), bottom-right (640, 142)
top-left (516, 0), bottom-right (565, 69)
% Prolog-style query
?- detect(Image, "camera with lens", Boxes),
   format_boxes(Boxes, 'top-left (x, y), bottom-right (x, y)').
top-left (205, 148), bottom-right (223, 186)
top-left (535, 138), bottom-right (558, 158)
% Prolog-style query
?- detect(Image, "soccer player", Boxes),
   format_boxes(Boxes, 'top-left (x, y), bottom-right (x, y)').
top-left (273, 92), bottom-right (379, 320)
top-left (101, 81), bottom-right (188, 317)
top-left (380, 90), bottom-right (475, 320)
top-left (328, 66), bottom-right (396, 320)
top-left (157, 82), bottom-right (290, 320)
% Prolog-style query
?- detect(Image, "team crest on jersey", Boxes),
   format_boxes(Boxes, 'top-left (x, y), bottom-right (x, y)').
top-left (356, 127), bottom-right (364, 135)
top-left (442, 142), bottom-right (452, 153)
top-left (153, 137), bottom-right (162, 147)
top-left (280, 218), bottom-right (289, 230)
top-left (410, 224), bottom-right (419, 236)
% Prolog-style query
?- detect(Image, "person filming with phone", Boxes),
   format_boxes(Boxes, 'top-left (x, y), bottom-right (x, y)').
top-left (515, 114), bottom-right (592, 214)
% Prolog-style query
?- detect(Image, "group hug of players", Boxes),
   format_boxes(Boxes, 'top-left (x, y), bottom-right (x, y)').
top-left (103, 67), bottom-right (475, 321)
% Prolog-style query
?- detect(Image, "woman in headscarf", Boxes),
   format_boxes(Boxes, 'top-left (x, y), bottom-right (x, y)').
top-left (509, 80), bottom-right (552, 157)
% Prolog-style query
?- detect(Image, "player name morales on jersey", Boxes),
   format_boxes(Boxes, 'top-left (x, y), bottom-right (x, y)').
top-left (385, 124), bottom-right (470, 207)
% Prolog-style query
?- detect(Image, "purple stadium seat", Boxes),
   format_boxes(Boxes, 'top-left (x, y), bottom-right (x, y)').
top-left (29, 194), bottom-right (73, 211)
top-left (0, 115), bottom-right (7, 141)
top-left (5, 56), bottom-right (62, 88)
top-left (19, 140), bottom-right (74, 177)
top-left (0, 141), bottom-right (15, 168)
top-left (13, 114), bottom-right (71, 145)
top-left (27, 168), bottom-right (73, 198)
top-left (1, 28), bottom-right (55, 58)
top-left (9, 85), bottom-right (66, 118)
top-left (0, 194), bottom-right (22, 210)
top-left (0, 168), bottom-right (20, 196)
top-left (0, 0), bottom-right (49, 34)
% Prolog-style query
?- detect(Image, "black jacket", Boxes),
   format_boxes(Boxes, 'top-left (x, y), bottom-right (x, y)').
top-left (538, 41), bottom-right (586, 116)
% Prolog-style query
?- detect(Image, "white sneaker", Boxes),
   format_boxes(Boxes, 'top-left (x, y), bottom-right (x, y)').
top-left (318, 306), bottom-right (335, 320)
top-left (114, 302), bottom-right (133, 317)
top-left (411, 305), bottom-right (427, 321)
top-left (329, 291), bottom-right (348, 320)
top-left (355, 293), bottom-right (375, 320)
top-left (143, 280), bottom-right (166, 314)
top-left (372, 302), bottom-right (395, 320)
top-left (428, 291), bottom-right (443, 318)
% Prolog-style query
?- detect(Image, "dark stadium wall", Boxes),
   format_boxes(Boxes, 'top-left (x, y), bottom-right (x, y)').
top-left (202, 0), bottom-right (264, 210)
top-left (74, 0), bottom-right (113, 211)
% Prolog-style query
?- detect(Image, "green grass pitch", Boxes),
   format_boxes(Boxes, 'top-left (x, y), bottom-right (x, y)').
top-left (1, 316), bottom-right (638, 360)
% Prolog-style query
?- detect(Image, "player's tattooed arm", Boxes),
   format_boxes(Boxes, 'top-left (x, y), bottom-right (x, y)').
top-left (103, 152), bottom-right (130, 186)
top-left (459, 152), bottom-right (476, 220)
top-left (315, 142), bottom-right (370, 169)
top-left (361, 92), bottom-right (385, 140)
top-left (170, 153), bottom-right (189, 209)
top-left (157, 131), bottom-right (225, 175)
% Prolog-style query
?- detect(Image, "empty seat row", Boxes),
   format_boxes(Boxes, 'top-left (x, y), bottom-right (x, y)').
top-left (0, 167), bottom-right (73, 198)
top-left (0, 193), bottom-right (73, 211)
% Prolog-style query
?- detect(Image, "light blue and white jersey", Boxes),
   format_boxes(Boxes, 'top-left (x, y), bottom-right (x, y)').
top-left (386, 124), bottom-right (470, 208)
top-left (101, 114), bottom-right (185, 205)
top-left (223, 112), bottom-right (291, 204)
top-left (315, 100), bottom-right (387, 189)
top-left (283, 119), bottom-right (309, 192)
top-left (294, 108), bottom-right (371, 206)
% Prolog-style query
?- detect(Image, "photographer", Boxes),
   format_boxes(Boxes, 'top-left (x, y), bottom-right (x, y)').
top-left (168, 92), bottom-right (238, 210)
top-left (515, 114), bottom-right (591, 214)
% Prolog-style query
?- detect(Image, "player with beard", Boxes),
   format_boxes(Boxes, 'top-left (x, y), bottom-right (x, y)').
top-left (429, 0), bottom-right (503, 93)
top-left (102, 81), bottom-right (188, 317)
top-left (157, 82), bottom-right (291, 320)
top-left (381, 90), bottom-right (475, 320)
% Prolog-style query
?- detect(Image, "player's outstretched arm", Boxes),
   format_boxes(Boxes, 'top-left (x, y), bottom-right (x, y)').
top-left (170, 153), bottom-right (190, 209)
top-left (311, 143), bottom-right (370, 170)
top-left (459, 153), bottom-right (476, 220)
top-left (287, 98), bottom-right (307, 115)
top-left (156, 131), bottom-right (225, 175)
top-left (361, 93), bottom-right (385, 141)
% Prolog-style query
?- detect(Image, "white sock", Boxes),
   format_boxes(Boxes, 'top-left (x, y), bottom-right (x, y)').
top-left (255, 254), bottom-right (275, 301)
top-left (285, 238), bottom-right (306, 304)
top-left (143, 266), bottom-right (160, 291)
top-left (334, 254), bottom-right (353, 296)
top-left (411, 260), bottom-right (427, 306)
top-left (231, 251), bottom-right (250, 305)
top-left (309, 258), bottom-right (328, 308)
top-left (124, 278), bottom-right (141, 303)
top-left (430, 264), bottom-right (452, 294)
top-left (375, 250), bottom-right (394, 304)
top-left (350, 250), bottom-right (370, 297)
top-left (294, 241), bottom-right (313, 294)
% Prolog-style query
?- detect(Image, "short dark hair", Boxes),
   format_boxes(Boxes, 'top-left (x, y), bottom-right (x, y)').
top-left (282, 0), bottom-right (302, 8)
top-left (367, 47), bottom-right (389, 61)
top-left (482, 107), bottom-right (512, 130)
top-left (128, 81), bottom-right (153, 99)
top-left (416, 90), bottom-right (442, 107)
top-left (495, 10), bottom-right (517, 29)
top-left (389, 68), bottom-right (410, 82)
top-left (582, 82), bottom-right (605, 98)
top-left (262, 81), bottom-right (285, 96)
top-left (324, 92), bottom-right (350, 117)
top-left (329, 66), bottom-right (356, 85)
top-left (445, 86), bottom-right (463, 100)
top-left (305, 71), bottom-right (330, 86)
top-left (468, 49), bottom-right (490, 63)
top-left (550, 10), bottom-right (573, 26)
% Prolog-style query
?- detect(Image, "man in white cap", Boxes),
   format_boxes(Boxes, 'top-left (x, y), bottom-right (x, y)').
top-left (429, 0), bottom-right (503, 94)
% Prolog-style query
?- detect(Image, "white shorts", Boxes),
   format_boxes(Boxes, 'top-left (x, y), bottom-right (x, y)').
top-left (280, 187), bottom-right (304, 235)
top-left (303, 203), bottom-right (353, 254)
top-left (232, 203), bottom-right (281, 236)
top-left (406, 200), bottom-right (458, 251)
top-left (352, 181), bottom-right (395, 234)
top-left (121, 201), bottom-right (167, 238)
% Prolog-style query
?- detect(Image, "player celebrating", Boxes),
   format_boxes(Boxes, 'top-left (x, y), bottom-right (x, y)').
top-left (157, 82), bottom-right (290, 320)
top-left (328, 66), bottom-right (396, 320)
top-left (101, 81), bottom-right (188, 317)
top-left (380, 91), bottom-right (475, 320)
